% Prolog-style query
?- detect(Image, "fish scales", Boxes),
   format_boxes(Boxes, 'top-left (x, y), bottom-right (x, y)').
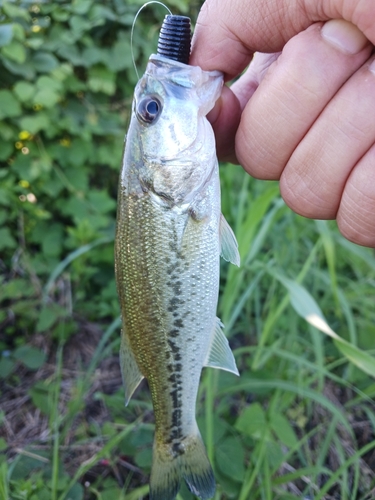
top-left (115, 54), bottom-right (240, 500)
top-left (116, 171), bottom-right (220, 433)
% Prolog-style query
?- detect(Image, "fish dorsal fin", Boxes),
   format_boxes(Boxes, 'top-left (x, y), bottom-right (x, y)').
top-left (204, 318), bottom-right (239, 376)
top-left (120, 329), bottom-right (144, 405)
top-left (220, 214), bottom-right (240, 267)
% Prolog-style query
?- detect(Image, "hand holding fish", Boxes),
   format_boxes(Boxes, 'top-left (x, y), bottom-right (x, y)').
top-left (191, 0), bottom-right (375, 248)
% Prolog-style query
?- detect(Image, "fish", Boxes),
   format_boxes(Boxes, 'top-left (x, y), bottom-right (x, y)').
top-left (114, 52), bottom-right (240, 500)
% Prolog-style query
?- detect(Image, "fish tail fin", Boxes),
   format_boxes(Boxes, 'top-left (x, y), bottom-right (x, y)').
top-left (182, 434), bottom-right (215, 500)
top-left (150, 432), bottom-right (215, 500)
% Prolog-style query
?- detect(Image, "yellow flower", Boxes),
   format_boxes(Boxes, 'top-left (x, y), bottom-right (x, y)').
top-left (19, 130), bottom-right (31, 141)
top-left (60, 138), bottom-right (71, 147)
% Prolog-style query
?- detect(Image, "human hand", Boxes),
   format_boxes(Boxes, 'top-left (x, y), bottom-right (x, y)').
top-left (190, 0), bottom-right (375, 247)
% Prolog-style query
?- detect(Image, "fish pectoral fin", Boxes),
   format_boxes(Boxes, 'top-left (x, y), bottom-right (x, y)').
top-left (120, 329), bottom-right (144, 405)
top-left (219, 213), bottom-right (240, 266)
top-left (204, 318), bottom-right (239, 376)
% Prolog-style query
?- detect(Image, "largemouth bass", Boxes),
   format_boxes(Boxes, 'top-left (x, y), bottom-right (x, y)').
top-left (115, 50), bottom-right (240, 500)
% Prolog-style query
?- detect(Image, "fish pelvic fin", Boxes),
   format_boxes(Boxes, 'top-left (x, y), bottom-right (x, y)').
top-left (120, 329), bottom-right (144, 405)
top-left (204, 318), bottom-right (239, 376)
top-left (150, 432), bottom-right (215, 500)
top-left (219, 213), bottom-right (240, 267)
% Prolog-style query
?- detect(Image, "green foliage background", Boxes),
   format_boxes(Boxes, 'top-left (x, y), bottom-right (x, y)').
top-left (0, 0), bottom-right (196, 345)
top-left (1, 1), bottom-right (375, 500)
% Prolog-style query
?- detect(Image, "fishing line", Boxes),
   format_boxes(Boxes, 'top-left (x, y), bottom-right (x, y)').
top-left (131, 1), bottom-right (172, 80)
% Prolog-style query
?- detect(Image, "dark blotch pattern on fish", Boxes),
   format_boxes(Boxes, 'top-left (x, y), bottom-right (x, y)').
top-left (163, 225), bottom-right (190, 453)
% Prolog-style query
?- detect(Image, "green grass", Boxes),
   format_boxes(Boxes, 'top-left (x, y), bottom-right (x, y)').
top-left (1, 164), bottom-right (375, 499)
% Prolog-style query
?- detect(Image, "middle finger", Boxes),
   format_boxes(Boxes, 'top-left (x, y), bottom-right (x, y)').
top-left (234, 20), bottom-right (371, 179)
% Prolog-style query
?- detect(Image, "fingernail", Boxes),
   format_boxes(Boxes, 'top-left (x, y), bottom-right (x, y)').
top-left (321, 19), bottom-right (369, 54)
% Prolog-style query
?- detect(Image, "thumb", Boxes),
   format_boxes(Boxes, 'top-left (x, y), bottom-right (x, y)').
top-left (190, 0), bottom-right (375, 78)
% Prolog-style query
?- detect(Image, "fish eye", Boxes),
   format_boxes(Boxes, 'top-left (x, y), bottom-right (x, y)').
top-left (137, 96), bottom-right (162, 124)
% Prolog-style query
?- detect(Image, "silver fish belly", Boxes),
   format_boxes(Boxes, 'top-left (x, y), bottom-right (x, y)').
top-left (115, 54), bottom-right (240, 500)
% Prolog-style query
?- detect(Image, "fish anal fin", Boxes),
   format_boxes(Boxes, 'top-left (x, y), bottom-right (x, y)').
top-left (204, 318), bottom-right (239, 376)
top-left (220, 213), bottom-right (240, 266)
top-left (120, 329), bottom-right (144, 405)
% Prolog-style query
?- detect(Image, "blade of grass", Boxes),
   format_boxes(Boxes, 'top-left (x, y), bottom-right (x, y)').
top-left (317, 271), bottom-right (358, 381)
top-left (58, 418), bottom-right (142, 500)
top-left (0, 462), bottom-right (9, 500)
top-left (60, 316), bottom-right (122, 436)
top-left (317, 271), bottom-right (358, 347)
top-left (309, 416), bottom-right (339, 489)
top-left (124, 485), bottom-right (150, 500)
top-left (346, 383), bottom-right (375, 406)
top-left (87, 315), bottom-right (122, 376)
top-left (270, 425), bottom-right (324, 476)
top-left (272, 466), bottom-right (330, 487)
top-left (275, 275), bottom-right (375, 378)
top-left (238, 427), bottom-right (268, 500)
top-left (362, 406), bottom-right (375, 431)
top-left (43, 235), bottom-right (113, 301)
top-left (333, 434), bottom-right (350, 500)
top-left (219, 379), bottom-right (353, 435)
top-left (236, 345), bottom-right (373, 403)
top-left (263, 454), bottom-right (271, 500)
top-left (252, 239), bottom-right (322, 370)
top-left (308, 324), bottom-right (325, 394)
top-left (51, 344), bottom-right (64, 500)
top-left (314, 440), bottom-right (375, 500)
top-left (350, 444), bottom-right (360, 500)
top-left (223, 269), bottom-right (264, 332)
top-left (244, 197), bottom-right (285, 267)
top-left (204, 369), bottom-right (218, 467)
top-left (221, 190), bottom-right (282, 325)
top-left (334, 284), bottom-right (358, 382)
top-left (334, 234), bottom-right (375, 272)
top-left (315, 220), bottom-right (340, 314)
